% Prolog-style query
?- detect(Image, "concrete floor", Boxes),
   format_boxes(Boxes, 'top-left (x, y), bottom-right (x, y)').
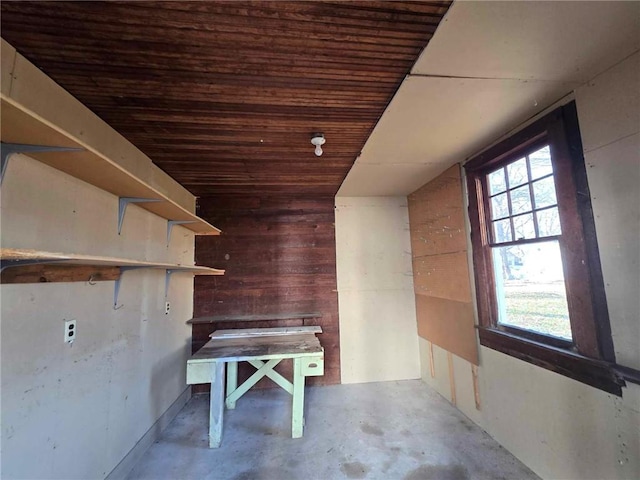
top-left (127, 380), bottom-right (539, 480)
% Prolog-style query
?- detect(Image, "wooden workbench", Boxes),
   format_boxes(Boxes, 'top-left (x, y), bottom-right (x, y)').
top-left (186, 326), bottom-right (324, 448)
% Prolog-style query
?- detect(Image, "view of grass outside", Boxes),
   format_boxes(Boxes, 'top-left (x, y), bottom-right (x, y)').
top-left (502, 280), bottom-right (572, 339)
top-left (493, 241), bottom-right (572, 340)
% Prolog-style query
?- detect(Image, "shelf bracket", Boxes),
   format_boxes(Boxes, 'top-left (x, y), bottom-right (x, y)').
top-left (118, 197), bottom-right (162, 235)
top-left (113, 266), bottom-right (147, 308)
top-left (1, 142), bottom-right (84, 185)
top-left (167, 220), bottom-right (197, 245)
top-left (165, 269), bottom-right (175, 298)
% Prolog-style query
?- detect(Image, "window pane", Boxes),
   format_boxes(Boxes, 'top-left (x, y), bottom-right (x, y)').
top-left (492, 240), bottom-right (572, 340)
top-left (537, 207), bottom-right (562, 237)
top-left (533, 176), bottom-right (558, 209)
top-left (507, 158), bottom-right (528, 188)
top-left (493, 218), bottom-right (512, 243)
top-left (513, 213), bottom-right (536, 240)
top-left (529, 146), bottom-right (553, 180)
top-left (491, 192), bottom-right (509, 220)
top-left (488, 168), bottom-right (507, 195)
top-left (510, 184), bottom-right (532, 215)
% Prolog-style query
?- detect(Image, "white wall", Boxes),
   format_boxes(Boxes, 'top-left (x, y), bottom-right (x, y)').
top-left (0, 156), bottom-right (195, 479)
top-left (575, 52), bottom-right (640, 370)
top-left (419, 51), bottom-right (640, 480)
top-left (335, 197), bottom-right (420, 384)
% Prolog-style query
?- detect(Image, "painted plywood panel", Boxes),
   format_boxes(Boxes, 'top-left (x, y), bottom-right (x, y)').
top-left (1, 38), bottom-right (16, 96)
top-left (582, 133), bottom-right (640, 369)
top-left (338, 288), bottom-right (420, 384)
top-left (413, 2), bottom-right (640, 83)
top-left (338, 75), bottom-right (577, 196)
top-left (415, 294), bottom-right (477, 365)
top-left (0, 156), bottom-right (194, 479)
top-left (335, 197), bottom-right (414, 292)
top-left (335, 196), bottom-right (419, 384)
top-left (576, 51), bottom-right (640, 153)
top-left (576, 53), bottom-right (640, 370)
top-left (479, 347), bottom-right (640, 480)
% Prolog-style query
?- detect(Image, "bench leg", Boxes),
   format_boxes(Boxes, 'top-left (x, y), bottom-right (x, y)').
top-left (209, 361), bottom-right (225, 448)
top-left (292, 357), bottom-right (305, 438)
top-left (226, 361), bottom-right (238, 409)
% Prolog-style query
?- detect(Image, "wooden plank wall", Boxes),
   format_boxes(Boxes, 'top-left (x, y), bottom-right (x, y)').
top-left (194, 195), bottom-right (340, 390)
top-left (408, 164), bottom-right (479, 365)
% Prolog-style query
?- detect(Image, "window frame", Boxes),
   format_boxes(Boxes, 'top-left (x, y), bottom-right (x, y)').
top-left (464, 102), bottom-right (621, 395)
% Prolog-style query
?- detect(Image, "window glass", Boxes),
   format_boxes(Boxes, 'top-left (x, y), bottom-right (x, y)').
top-left (492, 240), bottom-right (572, 340)
top-left (493, 218), bottom-right (513, 243)
top-left (507, 158), bottom-right (528, 187)
top-left (537, 207), bottom-right (562, 237)
top-left (532, 176), bottom-right (557, 209)
top-left (510, 185), bottom-right (532, 215)
top-left (513, 213), bottom-right (536, 240)
top-left (529, 146), bottom-right (553, 180)
top-left (491, 193), bottom-right (509, 220)
top-left (488, 168), bottom-right (507, 195)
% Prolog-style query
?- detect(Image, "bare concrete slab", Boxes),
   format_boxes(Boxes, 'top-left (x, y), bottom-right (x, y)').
top-left (126, 380), bottom-right (539, 480)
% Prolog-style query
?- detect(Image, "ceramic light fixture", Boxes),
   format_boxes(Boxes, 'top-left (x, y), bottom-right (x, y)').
top-left (310, 133), bottom-right (326, 156)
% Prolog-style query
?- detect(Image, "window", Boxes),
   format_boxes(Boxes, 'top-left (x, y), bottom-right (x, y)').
top-left (465, 102), bottom-right (621, 394)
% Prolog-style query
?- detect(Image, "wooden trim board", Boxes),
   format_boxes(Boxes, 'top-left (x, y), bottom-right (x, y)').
top-left (1, 264), bottom-right (120, 284)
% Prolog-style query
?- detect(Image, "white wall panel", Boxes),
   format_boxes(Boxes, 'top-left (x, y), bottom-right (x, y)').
top-left (0, 156), bottom-right (194, 479)
top-left (336, 197), bottom-right (420, 384)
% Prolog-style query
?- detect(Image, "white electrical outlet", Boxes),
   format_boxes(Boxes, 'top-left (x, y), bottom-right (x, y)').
top-left (64, 320), bottom-right (77, 343)
top-left (165, 302), bottom-right (170, 315)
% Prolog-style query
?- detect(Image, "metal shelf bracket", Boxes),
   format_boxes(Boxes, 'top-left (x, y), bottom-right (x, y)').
top-left (165, 269), bottom-right (175, 298)
top-left (1, 142), bottom-right (83, 184)
top-left (167, 220), bottom-right (197, 245)
top-left (118, 197), bottom-right (162, 234)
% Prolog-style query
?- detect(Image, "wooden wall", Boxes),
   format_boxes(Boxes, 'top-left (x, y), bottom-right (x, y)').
top-left (193, 195), bottom-right (340, 389)
top-left (408, 164), bottom-right (479, 365)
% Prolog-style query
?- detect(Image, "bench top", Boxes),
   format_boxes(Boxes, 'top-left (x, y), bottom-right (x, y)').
top-left (190, 327), bottom-right (323, 363)
top-left (209, 326), bottom-right (322, 339)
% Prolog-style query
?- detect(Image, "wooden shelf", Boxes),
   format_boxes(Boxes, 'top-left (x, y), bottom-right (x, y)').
top-left (0, 248), bottom-right (225, 275)
top-left (187, 312), bottom-right (323, 324)
top-left (0, 97), bottom-right (220, 236)
top-left (1, 248), bottom-right (224, 306)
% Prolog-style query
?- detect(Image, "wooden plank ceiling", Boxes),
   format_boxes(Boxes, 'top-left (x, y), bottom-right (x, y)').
top-left (0, 1), bottom-right (451, 197)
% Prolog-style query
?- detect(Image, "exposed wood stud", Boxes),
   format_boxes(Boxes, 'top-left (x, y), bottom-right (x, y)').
top-left (447, 351), bottom-right (456, 406)
top-left (471, 364), bottom-right (481, 410)
top-left (429, 341), bottom-right (436, 378)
